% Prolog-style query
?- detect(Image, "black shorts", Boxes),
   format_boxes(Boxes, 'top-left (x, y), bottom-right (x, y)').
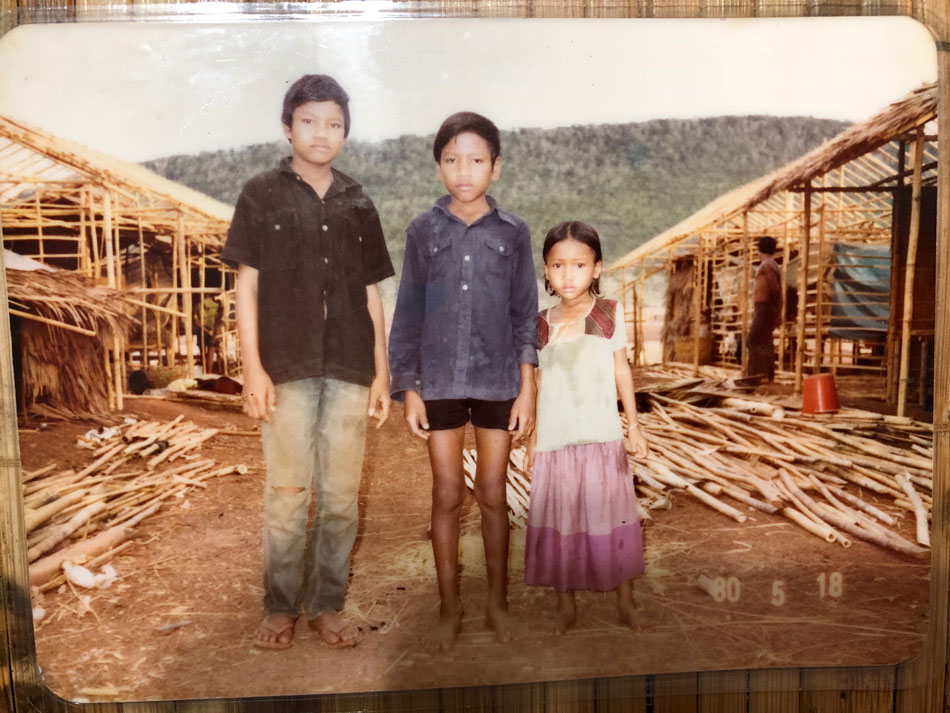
top-left (424, 398), bottom-right (515, 431)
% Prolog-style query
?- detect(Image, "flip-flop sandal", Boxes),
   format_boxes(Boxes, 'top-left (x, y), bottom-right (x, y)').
top-left (308, 618), bottom-right (362, 649)
top-left (254, 616), bottom-right (296, 650)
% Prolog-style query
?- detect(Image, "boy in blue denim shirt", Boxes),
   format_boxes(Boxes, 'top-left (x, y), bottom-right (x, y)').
top-left (389, 112), bottom-right (538, 651)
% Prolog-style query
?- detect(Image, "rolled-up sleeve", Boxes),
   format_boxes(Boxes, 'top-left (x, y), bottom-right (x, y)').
top-left (509, 222), bottom-right (539, 366)
top-left (388, 224), bottom-right (428, 399)
top-left (359, 201), bottom-right (396, 285)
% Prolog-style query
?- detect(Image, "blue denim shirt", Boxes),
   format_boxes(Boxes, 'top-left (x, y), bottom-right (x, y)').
top-left (389, 196), bottom-right (539, 402)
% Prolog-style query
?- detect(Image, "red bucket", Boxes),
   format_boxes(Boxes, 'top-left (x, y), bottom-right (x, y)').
top-left (802, 373), bottom-right (839, 414)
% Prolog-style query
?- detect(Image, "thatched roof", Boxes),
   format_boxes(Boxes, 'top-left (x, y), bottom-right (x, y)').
top-left (609, 82), bottom-right (939, 272)
top-left (5, 251), bottom-right (133, 338)
top-left (0, 113), bottom-right (232, 246)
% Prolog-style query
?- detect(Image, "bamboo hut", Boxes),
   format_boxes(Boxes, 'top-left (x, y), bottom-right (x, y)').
top-left (4, 250), bottom-right (132, 418)
top-left (609, 83), bottom-right (938, 416)
top-left (0, 113), bottom-right (238, 408)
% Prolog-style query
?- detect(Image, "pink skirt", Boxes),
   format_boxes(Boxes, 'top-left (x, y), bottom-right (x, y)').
top-left (524, 439), bottom-right (644, 592)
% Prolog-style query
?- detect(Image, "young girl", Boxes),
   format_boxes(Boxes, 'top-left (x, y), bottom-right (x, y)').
top-left (524, 220), bottom-right (649, 634)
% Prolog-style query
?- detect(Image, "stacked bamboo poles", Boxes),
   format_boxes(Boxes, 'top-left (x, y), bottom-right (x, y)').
top-left (22, 416), bottom-right (246, 591)
top-left (461, 376), bottom-right (932, 558)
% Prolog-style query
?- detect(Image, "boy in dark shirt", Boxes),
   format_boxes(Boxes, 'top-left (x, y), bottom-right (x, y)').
top-left (222, 74), bottom-right (394, 650)
top-left (388, 112), bottom-right (538, 651)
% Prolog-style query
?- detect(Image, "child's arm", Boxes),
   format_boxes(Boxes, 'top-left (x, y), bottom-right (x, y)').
top-left (403, 390), bottom-right (429, 440)
top-left (366, 283), bottom-right (391, 429)
top-left (523, 368), bottom-right (541, 473)
top-left (235, 264), bottom-right (277, 422)
top-left (508, 222), bottom-right (539, 443)
top-left (614, 349), bottom-right (648, 458)
top-left (508, 363), bottom-right (537, 443)
top-left (388, 222), bottom-right (430, 438)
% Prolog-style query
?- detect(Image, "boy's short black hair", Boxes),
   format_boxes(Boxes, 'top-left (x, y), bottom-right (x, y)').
top-left (433, 112), bottom-right (501, 164)
top-left (542, 221), bottom-right (604, 297)
top-left (758, 236), bottom-right (778, 255)
top-left (282, 74), bottom-right (351, 137)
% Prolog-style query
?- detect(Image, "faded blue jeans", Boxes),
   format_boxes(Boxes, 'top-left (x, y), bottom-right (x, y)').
top-left (261, 377), bottom-right (369, 617)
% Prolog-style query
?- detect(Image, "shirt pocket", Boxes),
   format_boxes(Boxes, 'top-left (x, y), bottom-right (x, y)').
top-left (425, 234), bottom-right (454, 277)
top-left (481, 235), bottom-right (513, 277)
top-left (335, 214), bottom-right (364, 276)
top-left (260, 210), bottom-right (299, 271)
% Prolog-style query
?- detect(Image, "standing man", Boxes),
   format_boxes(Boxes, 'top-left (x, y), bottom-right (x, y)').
top-left (223, 75), bottom-right (394, 650)
top-left (745, 236), bottom-right (782, 383)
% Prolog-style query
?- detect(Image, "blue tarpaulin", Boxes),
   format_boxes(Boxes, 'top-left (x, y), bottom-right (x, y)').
top-left (829, 243), bottom-right (890, 341)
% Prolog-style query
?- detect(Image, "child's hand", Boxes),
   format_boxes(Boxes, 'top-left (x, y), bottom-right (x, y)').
top-left (523, 441), bottom-right (536, 475)
top-left (242, 367), bottom-right (277, 423)
top-left (626, 424), bottom-right (649, 458)
top-left (508, 389), bottom-right (536, 444)
top-left (368, 375), bottom-right (391, 429)
top-left (403, 391), bottom-right (430, 440)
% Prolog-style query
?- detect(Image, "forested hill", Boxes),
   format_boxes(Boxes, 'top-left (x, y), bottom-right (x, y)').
top-left (144, 116), bottom-right (847, 269)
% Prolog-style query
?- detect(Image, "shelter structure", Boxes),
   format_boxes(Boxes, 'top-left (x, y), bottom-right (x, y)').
top-left (4, 250), bottom-right (132, 417)
top-left (609, 83), bottom-right (938, 416)
top-left (0, 113), bottom-right (238, 408)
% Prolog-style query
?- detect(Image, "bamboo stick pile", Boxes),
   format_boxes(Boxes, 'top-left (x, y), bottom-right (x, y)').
top-left (22, 416), bottom-right (247, 591)
top-left (462, 377), bottom-right (932, 558)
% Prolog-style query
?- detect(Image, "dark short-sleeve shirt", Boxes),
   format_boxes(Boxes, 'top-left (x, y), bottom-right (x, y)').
top-left (222, 158), bottom-right (394, 387)
top-left (388, 195), bottom-right (539, 402)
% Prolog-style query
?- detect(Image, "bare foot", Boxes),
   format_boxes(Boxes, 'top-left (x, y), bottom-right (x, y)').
top-left (551, 592), bottom-right (576, 635)
top-left (617, 596), bottom-right (639, 630)
top-left (426, 608), bottom-right (463, 653)
top-left (618, 602), bottom-right (639, 630)
top-left (485, 605), bottom-right (516, 644)
top-left (308, 611), bottom-right (362, 649)
top-left (254, 613), bottom-right (297, 650)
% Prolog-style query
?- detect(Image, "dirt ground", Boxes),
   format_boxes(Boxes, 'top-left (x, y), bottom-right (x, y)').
top-left (20, 386), bottom-right (931, 703)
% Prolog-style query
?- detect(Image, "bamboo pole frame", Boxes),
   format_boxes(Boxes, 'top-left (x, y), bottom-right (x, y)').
top-left (897, 128), bottom-right (926, 416)
top-left (795, 186), bottom-right (812, 392)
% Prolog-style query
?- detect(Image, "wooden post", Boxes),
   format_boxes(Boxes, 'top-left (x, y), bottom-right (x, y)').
top-left (102, 191), bottom-right (115, 288)
top-left (78, 187), bottom-right (89, 276)
top-left (886, 140), bottom-right (908, 404)
top-left (896, 129), bottom-right (925, 417)
top-left (778, 193), bottom-right (791, 372)
top-left (168, 225), bottom-right (178, 367)
top-left (178, 213), bottom-right (195, 379)
top-left (795, 186), bottom-right (812, 393)
top-left (34, 191), bottom-right (44, 263)
top-left (813, 200), bottom-right (827, 374)
top-left (138, 216), bottom-right (148, 368)
top-left (740, 213), bottom-right (751, 374)
top-left (199, 244), bottom-right (208, 375)
top-left (691, 242), bottom-right (703, 376)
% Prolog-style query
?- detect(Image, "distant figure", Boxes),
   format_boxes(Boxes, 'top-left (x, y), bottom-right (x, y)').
top-left (745, 236), bottom-right (782, 383)
top-left (128, 369), bottom-right (149, 395)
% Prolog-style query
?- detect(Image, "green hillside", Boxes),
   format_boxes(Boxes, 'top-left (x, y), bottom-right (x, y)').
top-left (145, 116), bottom-right (846, 273)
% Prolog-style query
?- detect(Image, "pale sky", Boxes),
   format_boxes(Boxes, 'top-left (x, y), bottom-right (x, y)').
top-left (0, 17), bottom-right (936, 161)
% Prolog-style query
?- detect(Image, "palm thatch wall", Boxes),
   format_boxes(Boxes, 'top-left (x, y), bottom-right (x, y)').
top-left (6, 261), bottom-right (132, 417)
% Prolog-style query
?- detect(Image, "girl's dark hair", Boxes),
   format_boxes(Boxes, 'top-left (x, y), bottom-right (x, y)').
top-left (282, 74), bottom-right (351, 137)
top-left (433, 111), bottom-right (501, 163)
top-left (542, 221), bottom-right (604, 297)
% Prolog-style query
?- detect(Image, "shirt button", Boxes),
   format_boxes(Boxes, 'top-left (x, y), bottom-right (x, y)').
top-left (462, 284), bottom-right (469, 291)
top-left (274, 224), bottom-right (281, 230)
top-left (498, 246), bottom-right (505, 252)
top-left (433, 247), bottom-right (439, 253)
top-left (322, 224), bottom-right (329, 231)
top-left (464, 255), bottom-right (470, 261)
top-left (324, 257), bottom-right (329, 264)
